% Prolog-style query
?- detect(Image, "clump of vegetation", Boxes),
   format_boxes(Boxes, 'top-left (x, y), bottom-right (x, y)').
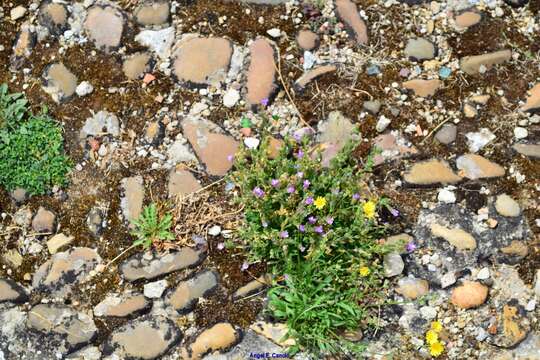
top-left (131, 203), bottom-right (175, 249)
top-left (0, 84), bottom-right (71, 195)
top-left (230, 129), bottom-right (391, 356)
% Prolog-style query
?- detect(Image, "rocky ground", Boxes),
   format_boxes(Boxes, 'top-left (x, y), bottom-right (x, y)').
top-left (0, 0), bottom-right (539, 359)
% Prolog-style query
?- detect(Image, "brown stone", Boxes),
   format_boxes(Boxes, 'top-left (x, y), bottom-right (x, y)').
top-left (182, 116), bottom-right (239, 176)
top-left (120, 176), bottom-right (144, 223)
top-left (454, 11), bottom-right (482, 29)
top-left (190, 323), bottom-right (240, 359)
top-left (39, 2), bottom-right (68, 35)
top-left (403, 159), bottom-right (462, 185)
top-left (94, 293), bottom-right (150, 317)
top-left (402, 79), bottom-right (441, 97)
top-left (296, 30), bottom-right (319, 50)
top-left (135, 1), bottom-right (170, 26)
top-left (84, 5), bottom-right (125, 51)
top-left (0, 279), bottom-right (28, 304)
top-left (168, 169), bottom-right (202, 198)
top-left (372, 132), bottom-right (418, 166)
top-left (250, 321), bottom-right (296, 347)
top-left (456, 154), bottom-right (505, 180)
top-left (521, 83), bottom-right (540, 112)
top-left (168, 270), bottom-right (219, 312)
top-left (431, 224), bottom-right (477, 250)
top-left (396, 277), bottom-right (429, 299)
top-left (500, 241), bottom-right (529, 258)
top-left (12, 26), bottom-right (35, 58)
top-left (173, 37), bottom-right (232, 85)
top-left (460, 50), bottom-right (512, 75)
top-left (42, 63), bottom-right (78, 103)
top-left (513, 143), bottom-right (540, 158)
top-left (496, 302), bottom-right (530, 347)
top-left (335, 0), bottom-right (368, 45)
top-left (232, 274), bottom-right (271, 300)
top-left (123, 52), bottom-right (152, 80)
top-left (246, 38), bottom-right (276, 106)
top-left (451, 281), bottom-right (488, 309)
top-left (294, 65), bottom-right (337, 91)
top-left (32, 206), bottom-right (56, 233)
top-left (47, 233), bottom-right (74, 254)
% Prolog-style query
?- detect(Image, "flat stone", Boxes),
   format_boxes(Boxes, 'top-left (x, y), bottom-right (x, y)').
top-left (94, 293), bottom-right (150, 317)
top-left (27, 304), bottom-right (97, 351)
top-left (190, 323), bottom-right (240, 359)
top-left (363, 99), bottom-right (381, 114)
top-left (396, 277), bottom-right (429, 299)
top-left (2, 249), bottom-right (23, 268)
top-left (80, 110), bottom-right (120, 138)
top-left (168, 169), bottom-right (202, 198)
top-left (39, 2), bottom-right (68, 36)
top-left (404, 38), bottom-right (436, 61)
top-left (42, 63), bottom-right (78, 103)
top-left (463, 102), bottom-right (478, 118)
top-left (67, 346), bottom-right (102, 360)
top-left (490, 301), bottom-right (531, 348)
top-left (167, 270), bottom-right (219, 312)
top-left (120, 248), bottom-right (206, 282)
top-left (123, 52), bottom-right (152, 80)
top-left (167, 139), bottom-right (197, 164)
top-left (296, 30), bottom-right (319, 50)
top-left (460, 49), bottom-right (512, 75)
top-left (294, 65), bottom-right (337, 91)
top-left (47, 233), bottom-right (74, 254)
top-left (435, 123), bottom-right (457, 144)
top-left (223, 88), bottom-right (240, 108)
top-left (403, 159), bottom-right (462, 185)
top-left (10, 6), bottom-right (27, 20)
top-left (246, 38), bottom-right (276, 107)
top-left (521, 83), bottom-right (540, 112)
top-left (232, 274), bottom-right (271, 300)
top-left (456, 154), bottom-right (505, 180)
top-left (84, 5), bottom-right (125, 51)
top-left (454, 11), bottom-right (482, 29)
top-left (11, 188), bottom-right (27, 203)
top-left (103, 316), bottom-right (181, 359)
top-left (0, 279), bottom-right (28, 304)
top-left (120, 176), bottom-right (144, 223)
top-left (144, 279), bottom-right (168, 299)
top-left (383, 252), bottom-right (404, 277)
top-left (431, 223), bottom-right (477, 250)
top-left (32, 206), bottom-right (56, 233)
top-left (182, 116), bottom-right (239, 176)
top-left (513, 143), bottom-right (540, 158)
top-left (372, 131), bottom-right (418, 165)
top-left (451, 281), bottom-right (488, 309)
top-left (495, 194), bottom-right (521, 217)
top-left (466, 128), bottom-right (495, 152)
top-left (173, 37), bottom-right (232, 86)
top-left (318, 111), bottom-right (355, 166)
top-left (250, 321), bottom-right (296, 347)
top-left (76, 81), bottom-right (93, 97)
top-left (33, 247), bottom-right (102, 296)
top-left (500, 240), bottom-right (529, 259)
top-left (135, 27), bottom-right (175, 60)
top-left (135, 1), bottom-right (170, 26)
top-left (402, 79), bottom-right (441, 97)
top-left (335, 0), bottom-right (368, 45)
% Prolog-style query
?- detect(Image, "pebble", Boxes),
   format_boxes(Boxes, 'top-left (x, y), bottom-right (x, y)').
top-left (134, 1), bottom-right (170, 26)
top-left (135, 27), bottom-right (175, 60)
top-left (47, 233), bottom-right (74, 254)
top-left (94, 293), bottom-right (150, 317)
top-left (0, 278), bottom-right (28, 304)
top-left (451, 281), bottom-right (488, 309)
top-left (363, 100), bottom-right (381, 115)
top-left (438, 188), bottom-right (456, 204)
top-left (431, 223), bottom-right (477, 250)
top-left (143, 279), bottom-right (168, 299)
top-left (402, 79), bottom-right (441, 97)
top-left (84, 5), bottom-right (125, 51)
top-left (435, 123), bottom-right (457, 144)
top-left (514, 127), bottom-right (528, 139)
top-left (495, 194), bottom-right (521, 217)
top-left (404, 37), bottom-right (436, 61)
top-left (403, 159), bottom-right (462, 185)
top-left (10, 6), bottom-right (27, 20)
top-left (521, 83), bottom-right (540, 112)
top-left (246, 38), bottom-right (276, 107)
top-left (513, 143), bottom-right (540, 159)
top-left (396, 277), bottom-right (429, 299)
top-left (39, 2), bottom-right (68, 36)
top-left (335, 0), bottom-right (369, 45)
top-left (42, 63), bottom-right (78, 103)
top-left (168, 270), bottom-right (219, 312)
top-left (75, 81), bottom-right (94, 97)
top-left (476, 267), bottom-right (490, 280)
top-left (168, 170), bottom-right (202, 198)
top-left (120, 176), bottom-right (145, 223)
top-left (294, 65), bottom-right (337, 91)
top-left (208, 225), bottom-right (222, 236)
top-left (383, 252), bottom-right (404, 277)
top-left (466, 128), bottom-right (495, 153)
top-left (266, 28), bottom-right (281, 38)
top-left (190, 323), bottom-right (240, 360)
top-left (419, 306), bottom-right (437, 320)
top-left (80, 111), bottom-right (121, 138)
top-left (460, 49), bottom-right (512, 75)
top-left (32, 207), bottom-right (56, 233)
top-left (441, 272), bottom-right (457, 288)
top-left (376, 115), bottom-right (391, 132)
top-left (455, 10), bottom-right (482, 29)
top-left (296, 30), bottom-right (319, 50)
top-left (123, 52), bottom-right (152, 80)
top-left (223, 88), bottom-right (240, 107)
top-left (456, 154), bottom-right (505, 180)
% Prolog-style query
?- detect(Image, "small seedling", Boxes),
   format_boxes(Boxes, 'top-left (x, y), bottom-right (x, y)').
top-left (130, 203), bottom-right (175, 249)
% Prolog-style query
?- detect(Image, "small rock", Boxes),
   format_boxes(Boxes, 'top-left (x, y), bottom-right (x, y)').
top-left (404, 37), bottom-right (436, 61)
top-left (167, 270), bottom-right (219, 312)
top-left (0, 278), bottom-right (28, 304)
top-left (460, 49), bottom-right (512, 75)
top-left (39, 2), bottom-right (68, 36)
top-left (42, 63), bottom-right (78, 103)
top-left (94, 293), bottom-right (150, 317)
top-left (145, 121), bottom-right (165, 146)
top-left (451, 281), bottom-right (488, 309)
top-left (47, 233), bottom-right (74, 254)
top-left (438, 188), bottom-right (456, 204)
top-left (419, 306), bottom-right (437, 320)
top-left (266, 28), bottom-right (281, 38)
top-left (232, 275), bottom-right (271, 300)
top-left (135, 27), bottom-right (175, 60)
top-left (376, 115), bottom-right (391, 132)
top-left (466, 128), bottom-right (495, 153)
top-left (168, 170), bottom-right (202, 198)
top-left (190, 323), bottom-right (240, 360)
top-left (383, 252), bottom-right (404, 277)
top-left (431, 223), bottom-right (477, 250)
top-left (403, 159), bottom-right (462, 185)
top-left (134, 1), bottom-right (170, 26)
top-left (456, 154), bottom-right (505, 180)
top-left (296, 30), bottom-right (319, 50)
top-left (476, 267), bottom-right (490, 280)
top-left (495, 194), bottom-right (520, 217)
top-left (32, 207), bottom-right (56, 233)
top-left (463, 103), bottom-right (478, 118)
top-left (2, 249), bottom-right (23, 268)
top-left (250, 321), bottom-right (296, 347)
top-left (223, 88), bottom-right (240, 108)
top-left (144, 279), bottom-right (168, 299)
top-left (84, 5), bottom-right (125, 51)
top-left (294, 65), bottom-right (337, 91)
top-left (87, 207), bottom-right (104, 236)
top-left (514, 127), bottom-right (528, 139)
top-left (11, 6), bottom-right (27, 20)
top-left (513, 143), bottom-right (540, 158)
top-left (123, 52), bottom-right (152, 80)
top-left (335, 0), bottom-right (368, 45)
top-left (396, 277), bottom-right (429, 299)
top-left (521, 83), bottom-right (540, 112)
top-left (246, 38), bottom-right (276, 107)
top-left (402, 79), bottom-right (441, 97)
top-left (75, 81), bottom-right (94, 97)
top-left (208, 225), bottom-right (221, 236)
top-left (489, 300), bottom-right (531, 348)
top-left (80, 111), bottom-right (120, 138)
top-left (120, 176), bottom-right (144, 223)
top-left (10, 188), bottom-right (27, 203)
top-left (454, 10), bottom-right (482, 29)
top-left (441, 272), bottom-right (457, 288)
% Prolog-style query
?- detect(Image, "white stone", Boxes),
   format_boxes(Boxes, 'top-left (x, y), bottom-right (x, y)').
top-left (135, 27), bottom-right (175, 60)
top-left (244, 137), bottom-right (260, 149)
top-left (143, 279), bottom-right (168, 298)
top-left (303, 51), bottom-right (316, 70)
top-left (208, 225), bottom-right (221, 236)
top-left (437, 188), bottom-right (456, 204)
top-left (376, 116), bottom-right (391, 132)
top-left (514, 127), bottom-right (528, 139)
top-left (441, 272), bottom-right (456, 288)
top-left (167, 140), bottom-right (197, 164)
top-left (476, 267), bottom-right (490, 280)
top-left (11, 6), bottom-right (27, 20)
top-left (76, 81), bottom-right (94, 97)
top-left (525, 299), bottom-right (536, 311)
top-left (419, 306), bottom-right (437, 320)
top-left (466, 128), bottom-right (495, 152)
top-left (266, 28), bottom-right (281, 38)
top-left (223, 89), bottom-right (240, 108)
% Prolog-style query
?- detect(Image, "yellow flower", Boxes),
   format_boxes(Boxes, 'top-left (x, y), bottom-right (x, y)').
top-left (431, 321), bottom-right (443, 333)
top-left (359, 266), bottom-right (371, 277)
top-left (313, 196), bottom-right (327, 210)
top-left (429, 342), bottom-right (444, 357)
top-left (363, 201), bottom-right (376, 219)
top-left (425, 330), bottom-right (439, 345)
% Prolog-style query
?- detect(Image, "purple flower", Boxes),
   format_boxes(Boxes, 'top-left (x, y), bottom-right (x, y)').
top-left (252, 187), bottom-right (265, 198)
top-left (261, 98), bottom-right (269, 107)
top-left (390, 208), bottom-right (400, 217)
top-left (297, 171), bottom-right (304, 179)
top-left (241, 262), bottom-right (249, 271)
top-left (352, 193), bottom-right (360, 200)
top-left (326, 217), bottom-right (334, 225)
top-left (287, 186), bottom-right (295, 194)
top-left (308, 216), bottom-right (317, 224)
top-left (298, 224), bottom-right (306, 232)
top-left (284, 273), bottom-right (290, 281)
top-left (280, 231), bottom-right (289, 238)
top-left (406, 241), bottom-right (417, 253)
top-left (217, 243), bottom-right (225, 250)
top-left (299, 245), bottom-right (306, 252)
top-left (227, 154), bottom-right (234, 162)
top-left (305, 196), bottom-right (314, 205)
top-left (293, 133), bottom-right (302, 142)
top-left (314, 226), bottom-right (324, 234)
top-left (296, 150), bottom-right (304, 159)
top-left (271, 179), bottom-right (280, 187)
top-left (303, 180), bottom-right (310, 189)
top-left (262, 221), bottom-right (268, 228)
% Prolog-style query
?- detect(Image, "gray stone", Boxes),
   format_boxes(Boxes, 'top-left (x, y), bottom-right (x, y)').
top-left (466, 128), bottom-right (495, 153)
top-left (456, 154), bottom-right (505, 180)
top-left (120, 176), bottom-right (144, 223)
top-left (144, 279), bottom-right (168, 299)
top-left (10, 188), bottom-right (27, 203)
top-left (39, 2), bottom-right (68, 36)
top-left (87, 207), bottom-right (104, 236)
top-left (363, 100), bottom-right (381, 114)
top-left (203, 330), bottom-right (284, 360)
top-left (135, 27), bottom-right (175, 60)
top-left (435, 123), bottom-right (457, 145)
top-left (460, 50), bottom-right (512, 75)
top-left (32, 207), bottom-right (56, 233)
top-left (94, 292), bottom-right (150, 318)
top-left (84, 5), bottom-right (125, 51)
top-left (372, 132), bottom-right (417, 166)
top-left (232, 275), bottom-right (271, 300)
top-left (120, 248), bottom-right (206, 282)
top-left (80, 111), bottom-right (120, 138)
top-left (404, 38), bottom-right (436, 61)
top-left (103, 316), bottom-right (181, 359)
top-left (0, 279), bottom-right (28, 304)
top-left (66, 346), bottom-right (102, 360)
top-left (167, 270), bottom-right (219, 313)
top-left (189, 323), bottom-right (240, 359)
top-left (513, 143), bottom-right (540, 158)
top-left (419, 306), bottom-right (437, 320)
top-left (383, 252), bottom-right (404, 277)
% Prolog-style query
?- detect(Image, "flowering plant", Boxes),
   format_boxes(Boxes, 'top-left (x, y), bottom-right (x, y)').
top-left (230, 129), bottom-right (389, 355)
